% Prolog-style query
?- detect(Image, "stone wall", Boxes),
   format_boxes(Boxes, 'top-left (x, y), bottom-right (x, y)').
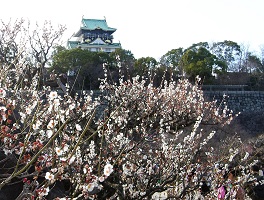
top-left (87, 90), bottom-right (264, 135)
top-left (204, 91), bottom-right (264, 136)
top-left (87, 90), bottom-right (264, 114)
top-left (204, 91), bottom-right (264, 113)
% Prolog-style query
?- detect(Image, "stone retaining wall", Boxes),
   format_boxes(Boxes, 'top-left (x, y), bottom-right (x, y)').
top-left (203, 91), bottom-right (264, 113)
top-left (86, 90), bottom-right (264, 113)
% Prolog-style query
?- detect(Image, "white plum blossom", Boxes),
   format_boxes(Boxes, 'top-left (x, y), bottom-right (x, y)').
top-left (49, 91), bottom-right (58, 100)
top-left (123, 163), bottom-right (133, 176)
top-left (46, 130), bottom-right (53, 138)
top-left (45, 172), bottom-right (55, 182)
top-left (25, 107), bottom-right (32, 115)
top-left (0, 106), bottom-right (7, 112)
top-left (38, 187), bottom-right (50, 197)
top-left (0, 88), bottom-right (6, 98)
top-left (55, 147), bottom-right (63, 156)
top-left (69, 103), bottom-right (75, 110)
top-left (47, 119), bottom-right (57, 129)
top-left (88, 140), bottom-right (96, 159)
top-left (116, 133), bottom-right (123, 141)
top-left (63, 144), bottom-right (69, 152)
top-left (75, 124), bottom-right (82, 131)
top-left (87, 182), bottom-right (95, 192)
top-left (33, 120), bottom-right (42, 130)
top-left (53, 98), bottom-right (60, 107)
top-left (99, 176), bottom-right (105, 182)
top-left (104, 163), bottom-right (114, 177)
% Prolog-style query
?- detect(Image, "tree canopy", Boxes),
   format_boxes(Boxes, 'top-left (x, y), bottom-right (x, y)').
top-left (181, 46), bottom-right (227, 83)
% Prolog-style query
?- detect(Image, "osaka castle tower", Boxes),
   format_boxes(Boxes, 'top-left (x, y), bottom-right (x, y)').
top-left (67, 17), bottom-right (121, 53)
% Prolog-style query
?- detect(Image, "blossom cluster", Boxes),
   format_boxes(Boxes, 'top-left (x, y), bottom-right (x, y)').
top-left (0, 60), bottom-right (261, 199)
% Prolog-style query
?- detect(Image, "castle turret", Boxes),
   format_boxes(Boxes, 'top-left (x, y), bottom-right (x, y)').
top-left (68, 18), bottom-right (121, 53)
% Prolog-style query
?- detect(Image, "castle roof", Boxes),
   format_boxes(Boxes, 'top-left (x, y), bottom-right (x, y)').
top-left (67, 40), bottom-right (121, 49)
top-left (74, 18), bottom-right (116, 37)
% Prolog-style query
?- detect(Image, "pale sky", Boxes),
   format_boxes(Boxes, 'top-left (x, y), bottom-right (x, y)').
top-left (1, 0), bottom-right (264, 60)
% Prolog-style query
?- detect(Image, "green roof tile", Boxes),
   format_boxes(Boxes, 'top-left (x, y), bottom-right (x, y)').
top-left (81, 19), bottom-right (116, 32)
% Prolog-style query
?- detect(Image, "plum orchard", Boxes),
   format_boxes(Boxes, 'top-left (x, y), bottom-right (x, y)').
top-left (0, 65), bottom-right (262, 199)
